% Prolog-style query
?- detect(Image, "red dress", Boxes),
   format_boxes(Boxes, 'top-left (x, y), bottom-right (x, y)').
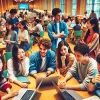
top-left (86, 33), bottom-right (95, 58)
top-left (0, 77), bottom-right (12, 100)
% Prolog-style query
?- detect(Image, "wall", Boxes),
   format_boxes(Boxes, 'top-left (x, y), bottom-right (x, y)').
top-left (0, 0), bottom-right (87, 16)
top-left (13, 1), bottom-right (34, 9)
top-left (0, 0), bottom-right (14, 15)
top-left (33, 0), bottom-right (60, 13)
top-left (34, 0), bottom-right (45, 10)
top-left (47, 0), bottom-right (52, 12)
top-left (65, 0), bottom-right (72, 15)
top-left (33, 0), bottom-right (87, 15)
top-left (77, 0), bottom-right (86, 15)
top-left (54, 0), bottom-right (60, 8)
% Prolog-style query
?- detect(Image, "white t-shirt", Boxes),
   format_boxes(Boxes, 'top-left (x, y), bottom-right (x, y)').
top-left (56, 22), bottom-right (61, 48)
top-left (40, 56), bottom-right (46, 72)
top-left (35, 23), bottom-right (43, 34)
top-left (7, 34), bottom-right (11, 40)
top-left (18, 29), bottom-right (29, 41)
top-left (7, 57), bottom-right (30, 82)
top-left (44, 16), bottom-right (48, 21)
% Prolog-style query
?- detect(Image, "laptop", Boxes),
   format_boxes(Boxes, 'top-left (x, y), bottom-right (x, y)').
top-left (36, 76), bottom-right (59, 88)
top-left (13, 80), bottom-right (43, 100)
top-left (52, 81), bottom-right (83, 100)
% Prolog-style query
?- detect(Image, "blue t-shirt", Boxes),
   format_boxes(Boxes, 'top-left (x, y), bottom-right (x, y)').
top-left (9, 17), bottom-right (19, 33)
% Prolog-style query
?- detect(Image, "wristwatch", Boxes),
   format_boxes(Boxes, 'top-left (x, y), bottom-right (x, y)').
top-left (90, 79), bottom-right (95, 84)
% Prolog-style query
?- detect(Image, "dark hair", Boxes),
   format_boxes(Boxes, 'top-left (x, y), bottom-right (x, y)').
top-left (82, 18), bottom-right (87, 23)
top-left (0, 56), bottom-right (4, 71)
top-left (12, 45), bottom-right (19, 74)
top-left (5, 21), bottom-right (15, 36)
top-left (76, 20), bottom-right (79, 24)
top-left (96, 54), bottom-right (100, 64)
top-left (57, 41), bottom-right (72, 68)
top-left (68, 16), bottom-right (71, 20)
top-left (74, 43), bottom-right (89, 56)
top-left (0, 71), bottom-right (3, 82)
top-left (0, 56), bottom-right (4, 81)
top-left (75, 17), bottom-right (79, 23)
top-left (20, 20), bottom-right (28, 30)
top-left (64, 18), bottom-right (68, 23)
top-left (35, 19), bottom-right (40, 23)
top-left (38, 38), bottom-right (52, 49)
top-left (52, 8), bottom-right (61, 16)
top-left (84, 18), bottom-right (99, 42)
top-left (10, 9), bottom-right (17, 14)
top-left (34, 17), bottom-right (36, 20)
top-left (12, 45), bottom-right (25, 74)
top-left (84, 11), bottom-right (87, 14)
top-left (92, 10), bottom-right (94, 13)
top-left (25, 12), bottom-right (27, 15)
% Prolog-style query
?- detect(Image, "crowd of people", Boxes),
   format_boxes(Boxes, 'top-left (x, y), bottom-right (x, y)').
top-left (0, 8), bottom-right (100, 99)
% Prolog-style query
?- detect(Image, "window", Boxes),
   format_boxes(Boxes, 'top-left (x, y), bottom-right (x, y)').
top-left (86, 0), bottom-right (93, 16)
top-left (94, 0), bottom-right (100, 18)
top-left (86, 0), bottom-right (100, 18)
top-left (60, 0), bottom-right (65, 13)
top-left (52, 0), bottom-right (54, 10)
top-left (72, 0), bottom-right (77, 16)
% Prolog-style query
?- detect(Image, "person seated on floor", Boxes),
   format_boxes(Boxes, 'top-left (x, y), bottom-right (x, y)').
top-left (59, 43), bottom-right (97, 90)
top-left (56, 41), bottom-right (75, 77)
top-left (88, 54), bottom-right (100, 95)
top-left (0, 56), bottom-right (18, 100)
top-left (7, 45), bottom-right (30, 88)
top-left (29, 38), bottom-right (56, 78)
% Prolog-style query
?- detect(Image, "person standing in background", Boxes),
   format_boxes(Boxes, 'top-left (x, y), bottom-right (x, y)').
top-left (48, 8), bottom-right (68, 52)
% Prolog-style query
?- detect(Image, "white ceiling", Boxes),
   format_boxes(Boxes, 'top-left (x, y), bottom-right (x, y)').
top-left (14, 0), bottom-right (34, 2)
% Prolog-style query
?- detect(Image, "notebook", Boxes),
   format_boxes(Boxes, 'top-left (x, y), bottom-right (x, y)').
top-left (82, 95), bottom-right (100, 100)
top-left (16, 76), bottom-right (30, 83)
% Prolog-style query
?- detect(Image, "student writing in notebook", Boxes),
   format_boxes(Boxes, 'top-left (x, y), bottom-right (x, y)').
top-left (59, 43), bottom-right (97, 90)
top-left (56, 41), bottom-right (75, 77)
top-left (7, 45), bottom-right (30, 88)
top-left (0, 56), bottom-right (18, 100)
top-left (29, 38), bottom-right (56, 78)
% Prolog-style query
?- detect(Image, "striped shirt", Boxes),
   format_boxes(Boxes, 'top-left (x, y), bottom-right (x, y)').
top-left (86, 33), bottom-right (99, 56)
top-left (67, 57), bottom-right (97, 90)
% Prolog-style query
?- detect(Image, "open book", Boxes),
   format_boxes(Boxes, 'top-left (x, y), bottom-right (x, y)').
top-left (82, 95), bottom-right (100, 100)
top-left (16, 76), bottom-right (30, 83)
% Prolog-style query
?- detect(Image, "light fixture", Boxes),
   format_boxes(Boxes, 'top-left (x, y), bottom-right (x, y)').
top-left (14, 0), bottom-right (34, 2)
